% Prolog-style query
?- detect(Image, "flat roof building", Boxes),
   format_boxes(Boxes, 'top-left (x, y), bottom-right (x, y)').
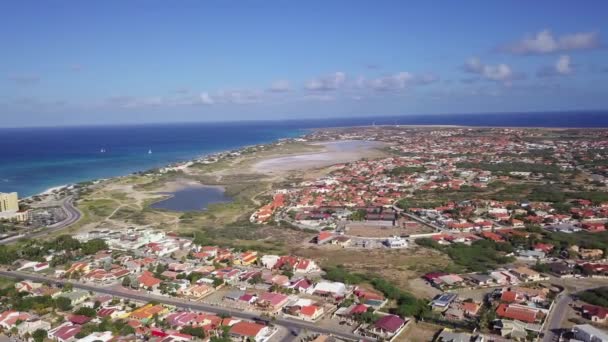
top-left (572, 324), bottom-right (608, 342)
top-left (0, 192), bottom-right (19, 213)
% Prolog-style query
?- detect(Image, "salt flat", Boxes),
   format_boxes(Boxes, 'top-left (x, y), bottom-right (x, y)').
top-left (252, 140), bottom-right (385, 173)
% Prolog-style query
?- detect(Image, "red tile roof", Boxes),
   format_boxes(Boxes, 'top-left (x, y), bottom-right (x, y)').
top-left (69, 314), bottom-right (92, 325)
top-left (230, 321), bottom-right (265, 337)
top-left (496, 303), bottom-right (539, 323)
top-left (374, 315), bottom-right (405, 333)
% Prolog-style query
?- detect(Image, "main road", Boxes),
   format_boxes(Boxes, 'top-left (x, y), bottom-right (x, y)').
top-left (0, 196), bottom-right (81, 245)
top-left (0, 270), bottom-right (365, 341)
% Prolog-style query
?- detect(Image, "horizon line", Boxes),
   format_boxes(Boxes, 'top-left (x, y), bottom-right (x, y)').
top-left (1, 108), bottom-right (607, 129)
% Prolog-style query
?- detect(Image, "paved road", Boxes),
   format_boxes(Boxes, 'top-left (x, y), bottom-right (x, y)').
top-left (0, 270), bottom-right (364, 341)
top-left (542, 292), bottom-right (572, 342)
top-left (540, 276), bottom-right (607, 342)
top-left (0, 196), bottom-right (81, 245)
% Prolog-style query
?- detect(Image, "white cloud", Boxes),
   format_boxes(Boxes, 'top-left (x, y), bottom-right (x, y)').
top-left (537, 55), bottom-right (574, 77)
top-left (268, 80), bottom-right (290, 92)
top-left (199, 92), bottom-right (214, 105)
top-left (369, 72), bottom-right (414, 91)
top-left (361, 72), bottom-right (439, 91)
top-left (305, 72), bottom-right (346, 91)
top-left (463, 57), bottom-right (520, 83)
top-left (303, 94), bottom-right (334, 101)
top-left (105, 96), bottom-right (165, 108)
top-left (502, 29), bottom-right (601, 54)
top-left (555, 55), bottom-right (572, 75)
top-left (215, 89), bottom-right (262, 104)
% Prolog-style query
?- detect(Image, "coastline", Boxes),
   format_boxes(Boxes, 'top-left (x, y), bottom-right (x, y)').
top-left (13, 120), bottom-right (604, 201)
top-left (26, 139), bottom-right (302, 200)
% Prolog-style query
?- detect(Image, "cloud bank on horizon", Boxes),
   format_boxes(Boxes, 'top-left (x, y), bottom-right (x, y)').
top-left (1, 1), bottom-right (608, 127)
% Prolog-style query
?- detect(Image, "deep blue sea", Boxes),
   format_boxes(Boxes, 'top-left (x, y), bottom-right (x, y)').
top-left (1, 111), bottom-right (607, 197)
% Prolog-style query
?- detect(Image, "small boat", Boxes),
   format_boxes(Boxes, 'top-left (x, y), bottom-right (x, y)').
top-left (148, 149), bottom-right (152, 154)
top-left (100, 148), bottom-right (106, 153)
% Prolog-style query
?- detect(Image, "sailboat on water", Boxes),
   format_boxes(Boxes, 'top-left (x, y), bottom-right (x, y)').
top-left (148, 149), bottom-right (152, 154)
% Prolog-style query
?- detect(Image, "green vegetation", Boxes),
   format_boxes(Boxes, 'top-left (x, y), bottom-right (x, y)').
top-left (353, 307), bottom-right (380, 323)
top-left (181, 325), bottom-right (206, 338)
top-left (188, 227), bottom-right (286, 255)
top-left (571, 191), bottom-right (608, 204)
top-left (32, 329), bottom-right (47, 342)
top-left (349, 209), bottom-right (367, 221)
top-left (455, 162), bottom-right (560, 174)
top-left (0, 277), bottom-right (15, 289)
top-left (78, 198), bottom-right (118, 218)
top-left (415, 238), bottom-right (515, 272)
top-left (396, 199), bottom-right (444, 210)
top-left (0, 286), bottom-right (73, 313)
top-left (323, 265), bottom-right (429, 318)
top-left (386, 166), bottom-right (426, 176)
top-left (540, 231), bottom-right (608, 251)
top-left (0, 235), bottom-right (108, 265)
top-left (74, 306), bottom-right (97, 317)
top-left (577, 287), bottom-right (608, 307)
top-left (75, 317), bottom-right (136, 338)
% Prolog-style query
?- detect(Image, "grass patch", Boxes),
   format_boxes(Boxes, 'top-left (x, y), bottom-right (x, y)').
top-left (415, 238), bottom-right (515, 272)
top-left (577, 287), bottom-right (608, 307)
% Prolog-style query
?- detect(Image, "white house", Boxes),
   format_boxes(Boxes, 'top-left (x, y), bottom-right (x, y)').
top-left (261, 255), bottom-right (280, 269)
top-left (77, 331), bottom-right (114, 342)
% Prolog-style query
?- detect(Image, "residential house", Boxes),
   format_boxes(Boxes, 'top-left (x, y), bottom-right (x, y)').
top-left (257, 292), bottom-right (289, 312)
top-left (332, 235), bottom-right (352, 247)
top-left (496, 303), bottom-right (542, 323)
top-left (579, 248), bottom-right (604, 260)
top-left (510, 266), bottom-right (542, 282)
top-left (137, 271), bottom-right (162, 291)
top-left (235, 251), bottom-right (258, 265)
top-left (312, 281), bottom-right (348, 299)
top-left (495, 319), bottom-right (528, 341)
top-left (129, 304), bottom-right (168, 321)
top-left (59, 291), bottom-right (90, 305)
top-left (180, 284), bottom-right (213, 299)
top-left (299, 305), bottom-right (324, 321)
top-left (0, 310), bottom-right (32, 330)
top-left (571, 324), bottom-right (608, 342)
top-left (49, 323), bottom-right (82, 342)
top-left (17, 318), bottom-right (51, 336)
top-left (229, 321), bottom-right (272, 342)
top-left (462, 302), bottom-right (481, 318)
top-left (431, 293), bottom-right (458, 312)
top-left (362, 314), bottom-right (406, 340)
top-left (467, 274), bottom-right (493, 286)
top-left (316, 231), bottom-right (335, 245)
top-left (76, 331), bottom-right (114, 342)
top-left (581, 304), bottom-right (608, 323)
top-left (547, 262), bottom-right (573, 277)
top-left (534, 243), bottom-right (554, 254)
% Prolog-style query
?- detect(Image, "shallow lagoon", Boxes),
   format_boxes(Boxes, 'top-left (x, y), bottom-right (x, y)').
top-left (150, 185), bottom-right (231, 212)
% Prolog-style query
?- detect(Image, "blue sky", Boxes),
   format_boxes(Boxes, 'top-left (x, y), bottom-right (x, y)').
top-left (1, 1), bottom-right (608, 127)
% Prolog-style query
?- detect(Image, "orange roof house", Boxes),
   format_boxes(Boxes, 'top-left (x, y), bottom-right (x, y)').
top-left (496, 303), bottom-right (541, 323)
top-left (229, 321), bottom-right (268, 340)
top-left (137, 271), bottom-right (162, 289)
top-left (129, 304), bottom-right (168, 320)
